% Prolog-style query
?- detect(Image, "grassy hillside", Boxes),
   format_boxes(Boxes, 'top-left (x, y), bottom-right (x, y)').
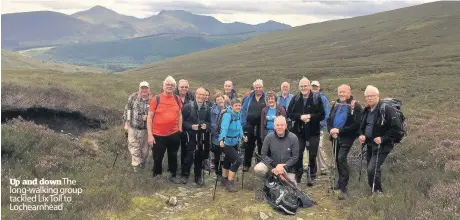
top-left (1, 50), bottom-right (107, 73)
top-left (1, 2), bottom-right (460, 219)
top-left (18, 32), bottom-right (261, 72)
top-left (124, 1), bottom-right (460, 86)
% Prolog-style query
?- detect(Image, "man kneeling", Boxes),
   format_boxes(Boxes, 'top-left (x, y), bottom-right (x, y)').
top-left (254, 116), bottom-right (299, 200)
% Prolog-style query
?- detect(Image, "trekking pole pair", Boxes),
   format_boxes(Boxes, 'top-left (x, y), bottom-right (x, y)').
top-left (212, 152), bottom-right (225, 200)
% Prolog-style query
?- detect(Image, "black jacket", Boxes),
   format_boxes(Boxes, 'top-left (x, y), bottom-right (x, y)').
top-left (359, 100), bottom-right (401, 150)
top-left (261, 130), bottom-right (299, 173)
top-left (182, 101), bottom-right (211, 140)
top-left (327, 96), bottom-right (363, 145)
top-left (287, 91), bottom-right (325, 138)
top-left (174, 89), bottom-right (195, 105)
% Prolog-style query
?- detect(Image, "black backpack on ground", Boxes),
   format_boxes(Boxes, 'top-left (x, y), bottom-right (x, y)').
top-left (263, 174), bottom-right (300, 215)
top-left (380, 98), bottom-right (406, 143)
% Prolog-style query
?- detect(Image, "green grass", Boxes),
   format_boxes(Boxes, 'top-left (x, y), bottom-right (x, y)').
top-left (2, 1), bottom-right (460, 219)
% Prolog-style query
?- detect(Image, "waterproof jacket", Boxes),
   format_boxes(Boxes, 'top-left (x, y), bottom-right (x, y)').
top-left (327, 96), bottom-right (363, 145)
top-left (210, 103), bottom-right (227, 146)
top-left (359, 100), bottom-right (401, 152)
top-left (241, 91), bottom-right (267, 127)
top-left (260, 105), bottom-right (287, 139)
top-left (261, 130), bottom-right (299, 173)
top-left (182, 101), bottom-right (211, 139)
top-left (287, 92), bottom-right (325, 138)
top-left (218, 107), bottom-right (244, 147)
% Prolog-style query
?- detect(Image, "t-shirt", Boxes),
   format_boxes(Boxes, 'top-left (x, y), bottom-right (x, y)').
top-left (266, 107), bottom-right (277, 134)
top-left (149, 93), bottom-right (183, 136)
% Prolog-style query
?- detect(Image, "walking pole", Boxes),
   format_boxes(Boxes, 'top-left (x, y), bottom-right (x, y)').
top-left (202, 132), bottom-right (206, 184)
top-left (304, 122), bottom-right (312, 185)
top-left (372, 144), bottom-right (381, 193)
top-left (241, 140), bottom-right (245, 189)
top-left (213, 152), bottom-right (225, 200)
top-left (328, 136), bottom-right (337, 194)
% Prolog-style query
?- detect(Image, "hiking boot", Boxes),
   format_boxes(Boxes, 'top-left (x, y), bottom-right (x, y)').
top-left (307, 178), bottom-right (315, 187)
top-left (338, 191), bottom-right (348, 200)
top-left (168, 173), bottom-right (179, 184)
top-left (180, 176), bottom-right (188, 184)
top-left (243, 166), bottom-right (250, 172)
top-left (195, 176), bottom-right (204, 187)
top-left (221, 176), bottom-right (228, 186)
top-left (226, 180), bottom-right (238, 192)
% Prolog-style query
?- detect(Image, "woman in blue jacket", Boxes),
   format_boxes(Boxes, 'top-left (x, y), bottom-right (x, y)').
top-left (218, 99), bottom-right (246, 192)
top-left (210, 92), bottom-right (227, 179)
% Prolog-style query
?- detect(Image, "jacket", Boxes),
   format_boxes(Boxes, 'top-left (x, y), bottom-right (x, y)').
top-left (287, 91), bottom-right (325, 138)
top-left (123, 92), bottom-right (152, 129)
top-left (182, 101), bottom-right (211, 139)
top-left (174, 88), bottom-right (195, 105)
top-left (241, 91), bottom-right (267, 127)
top-left (218, 107), bottom-right (244, 147)
top-left (327, 96), bottom-right (363, 145)
top-left (318, 92), bottom-right (331, 129)
top-left (359, 100), bottom-right (401, 152)
top-left (210, 103), bottom-right (227, 146)
top-left (261, 130), bottom-right (299, 173)
top-left (260, 105), bottom-right (287, 139)
top-left (277, 92), bottom-right (293, 112)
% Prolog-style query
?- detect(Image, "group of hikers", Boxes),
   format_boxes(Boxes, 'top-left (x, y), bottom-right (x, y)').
top-left (123, 75), bottom-right (403, 201)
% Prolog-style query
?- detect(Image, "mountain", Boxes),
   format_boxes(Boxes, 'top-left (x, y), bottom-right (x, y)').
top-left (71, 5), bottom-right (138, 24)
top-left (20, 32), bottom-right (260, 71)
top-left (1, 50), bottom-right (107, 72)
top-left (123, 1), bottom-right (460, 85)
top-left (1, 11), bottom-right (124, 50)
top-left (1, 6), bottom-right (291, 50)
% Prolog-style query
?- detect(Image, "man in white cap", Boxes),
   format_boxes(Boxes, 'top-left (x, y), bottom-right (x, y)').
top-left (123, 81), bottom-right (153, 172)
top-left (311, 80), bottom-right (330, 176)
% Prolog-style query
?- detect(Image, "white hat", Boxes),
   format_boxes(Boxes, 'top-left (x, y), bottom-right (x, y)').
top-left (139, 81), bottom-right (149, 88)
top-left (311, 81), bottom-right (320, 87)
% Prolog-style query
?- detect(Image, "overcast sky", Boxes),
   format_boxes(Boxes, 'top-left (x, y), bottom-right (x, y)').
top-left (1, 0), bottom-right (438, 26)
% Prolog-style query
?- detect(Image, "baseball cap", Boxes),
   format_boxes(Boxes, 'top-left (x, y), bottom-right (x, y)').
top-left (139, 81), bottom-right (150, 88)
top-left (311, 81), bottom-right (320, 87)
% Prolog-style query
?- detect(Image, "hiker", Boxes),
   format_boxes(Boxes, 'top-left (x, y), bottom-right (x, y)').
top-left (174, 79), bottom-right (195, 104)
top-left (224, 80), bottom-right (238, 102)
top-left (203, 88), bottom-right (213, 171)
top-left (328, 84), bottom-right (363, 200)
top-left (223, 95), bottom-right (231, 106)
top-left (147, 76), bottom-right (183, 181)
top-left (241, 79), bottom-right (267, 171)
top-left (204, 88), bottom-right (213, 108)
top-left (123, 81), bottom-right (153, 172)
top-left (260, 91), bottom-right (287, 140)
top-left (218, 99), bottom-right (246, 192)
top-left (178, 88), bottom-right (211, 186)
top-left (174, 79), bottom-right (195, 170)
top-left (254, 116), bottom-right (299, 199)
top-left (359, 85), bottom-right (401, 195)
top-left (277, 82), bottom-right (293, 111)
top-left (210, 92), bottom-right (227, 179)
top-left (287, 77), bottom-right (325, 185)
top-left (311, 80), bottom-right (330, 175)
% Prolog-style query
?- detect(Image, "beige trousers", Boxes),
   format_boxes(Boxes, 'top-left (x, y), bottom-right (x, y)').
top-left (127, 127), bottom-right (149, 167)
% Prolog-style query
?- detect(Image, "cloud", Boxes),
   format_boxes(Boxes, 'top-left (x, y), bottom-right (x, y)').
top-left (1, 0), bottom-right (435, 26)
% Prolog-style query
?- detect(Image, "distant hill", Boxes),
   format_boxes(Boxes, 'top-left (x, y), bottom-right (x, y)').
top-left (20, 32), bottom-right (260, 71)
top-left (1, 50), bottom-right (107, 72)
top-left (123, 1), bottom-right (460, 86)
top-left (2, 6), bottom-right (291, 50)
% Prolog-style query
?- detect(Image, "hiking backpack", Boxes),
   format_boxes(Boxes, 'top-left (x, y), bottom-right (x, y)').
top-left (380, 98), bottom-right (406, 143)
top-left (263, 174), bottom-right (300, 215)
top-left (216, 108), bottom-right (239, 135)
